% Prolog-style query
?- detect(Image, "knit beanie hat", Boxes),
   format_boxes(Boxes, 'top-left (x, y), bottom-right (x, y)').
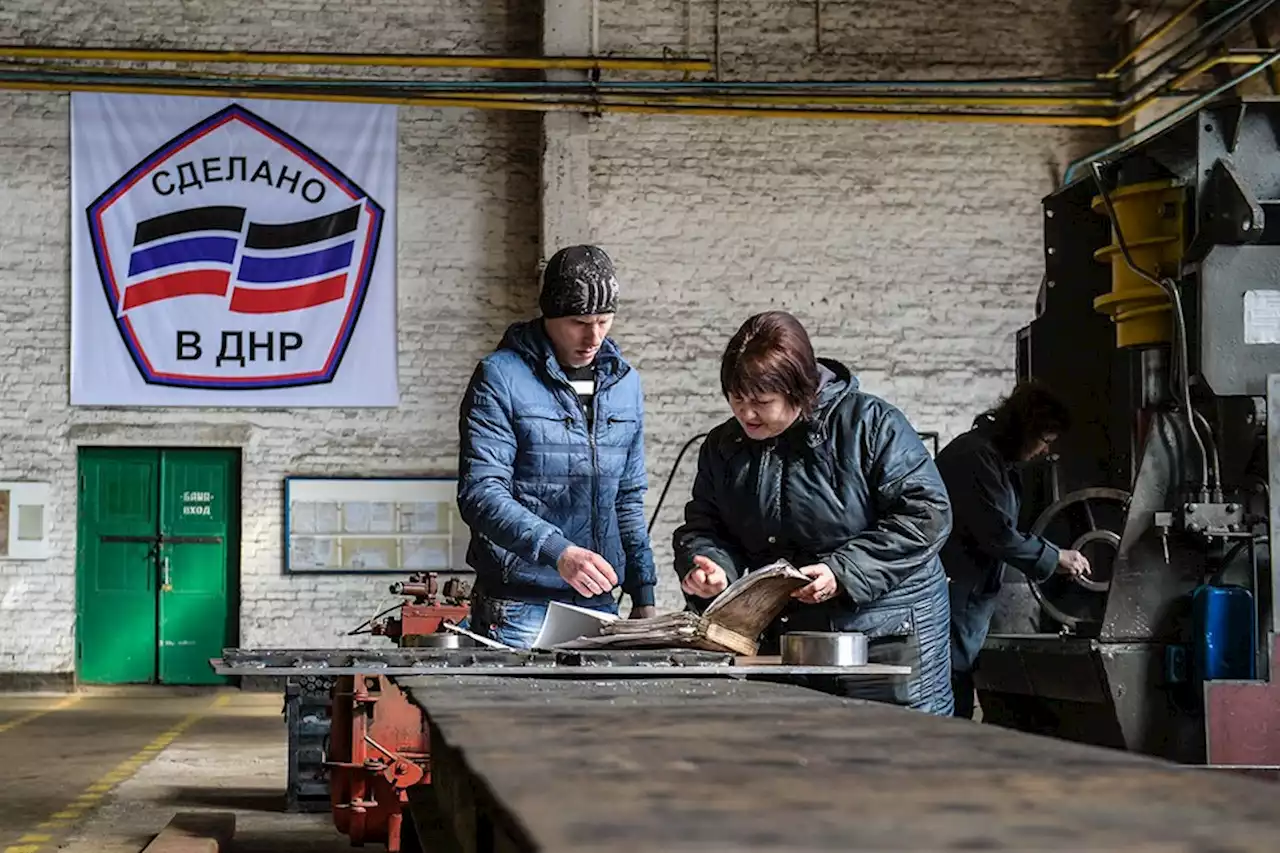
top-left (539, 245), bottom-right (619, 319)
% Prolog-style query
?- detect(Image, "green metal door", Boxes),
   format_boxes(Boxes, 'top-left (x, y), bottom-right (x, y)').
top-left (158, 450), bottom-right (237, 685)
top-left (77, 448), bottom-right (239, 685)
top-left (77, 449), bottom-right (162, 684)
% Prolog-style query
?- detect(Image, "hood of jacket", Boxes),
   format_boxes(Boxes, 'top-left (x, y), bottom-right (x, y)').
top-left (811, 357), bottom-right (858, 423)
top-left (792, 357), bottom-right (859, 447)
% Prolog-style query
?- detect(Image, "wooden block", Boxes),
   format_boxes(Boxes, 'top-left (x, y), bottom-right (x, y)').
top-left (140, 812), bottom-right (235, 853)
top-left (733, 655), bottom-right (782, 666)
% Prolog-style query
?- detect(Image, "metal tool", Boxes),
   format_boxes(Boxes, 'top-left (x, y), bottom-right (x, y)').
top-left (400, 632), bottom-right (474, 649)
top-left (439, 621), bottom-right (513, 650)
top-left (780, 631), bottom-right (868, 667)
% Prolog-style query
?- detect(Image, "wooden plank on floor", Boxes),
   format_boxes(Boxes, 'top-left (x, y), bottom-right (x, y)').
top-left (139, 812), bottom-right (234, 853)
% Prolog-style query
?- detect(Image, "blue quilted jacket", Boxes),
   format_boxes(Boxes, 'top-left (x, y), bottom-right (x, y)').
top-left (456, 319), bottom-right (656, 608)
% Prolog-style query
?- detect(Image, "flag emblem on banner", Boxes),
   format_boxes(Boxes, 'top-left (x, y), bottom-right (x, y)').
top-left (121, 204), bottom-right (362, 314)
top-left (84, 103), bottom-right (386, 391)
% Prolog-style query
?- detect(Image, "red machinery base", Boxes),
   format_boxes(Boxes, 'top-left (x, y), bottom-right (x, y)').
top-left (327, 675), bottom-right (429, 852)
top-left (1206, 633), bottom-right (1280, 768)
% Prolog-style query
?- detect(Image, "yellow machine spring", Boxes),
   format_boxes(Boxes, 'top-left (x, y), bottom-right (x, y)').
top-left (1091, 178), bottom-right (1185, 348)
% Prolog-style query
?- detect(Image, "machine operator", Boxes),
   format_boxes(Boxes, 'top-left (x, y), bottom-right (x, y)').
top-left (456, 245), bottom-right (657, 648)
top-left (935, 380), bottom-right (1092, 719)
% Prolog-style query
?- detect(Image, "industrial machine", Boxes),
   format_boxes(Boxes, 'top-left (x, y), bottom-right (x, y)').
top-left (367, 573), bottom-right (473, 647)
top-left (280, 573), bottom-right (473, 816)
top-left (976, 96), bottom-right (1280, 769)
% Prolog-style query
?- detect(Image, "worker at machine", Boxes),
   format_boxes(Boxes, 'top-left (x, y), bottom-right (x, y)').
top-left (456, 245), bottom-right (657, 647)
top-left (673, 310), bottom-right (956, 714)
top-left (935, 380), bottom-right (1093, 719)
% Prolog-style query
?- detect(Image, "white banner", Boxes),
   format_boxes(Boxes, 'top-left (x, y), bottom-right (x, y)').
top-left (71, 93), bottom-right (398, 406)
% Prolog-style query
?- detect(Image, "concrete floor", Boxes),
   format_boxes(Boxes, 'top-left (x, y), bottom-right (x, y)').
top-left (0, 689), bottom-right (354, 853)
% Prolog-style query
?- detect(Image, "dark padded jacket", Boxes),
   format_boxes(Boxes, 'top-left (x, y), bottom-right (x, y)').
top-left (672, 360), bottom-right (955, 714)
top-left (456, 320), bottom-right (656, 609)
top-left (934, 417), bottom-right (1060, 672)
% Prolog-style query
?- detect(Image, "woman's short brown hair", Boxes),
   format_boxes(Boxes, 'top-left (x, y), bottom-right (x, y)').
top-left (720, 311), bottom-right (821, 414)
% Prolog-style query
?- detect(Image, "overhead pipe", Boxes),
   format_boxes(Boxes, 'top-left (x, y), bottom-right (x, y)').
top-left (1079, 0), bottom-right (1272, 117)
top-left (1063, 48), bottom-right (1280, 183)
top-left (0, 39), bottom-right (1264, 118)
top-left (0, 61), bottom-right (1111, 91)
top-left (0, 38), bottom-right (1264, 120)
top-left (0, 63), bottom-right (1122, 108)
top-left (1101, 0), bottom-right (1207, 79)
top-left (0, 66), bottom-right (1250, 126)
top-left (1155, 0), bottom-right (1276, 77)
top-left (0, 44), bottom-right (712, 73)
top-left (0, 0), bottom-right (1270, 126)
top-left (1111, 0), bottom-right (1264, 80)
top-left (0, 0), bottom-right (1238, 89)
top-left (1167, 51), bottom-right (1267, 88)
top-left (0, 0), bottom-right (1263, 98)
top-left (0, 56), bottom-right (1115, 92)
top-left (0, 78), bottom-right (1124, 122)
top-left (1098, 0), bottom-right (1274, 109)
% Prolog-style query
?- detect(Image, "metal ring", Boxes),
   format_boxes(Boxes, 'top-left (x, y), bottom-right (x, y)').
top-left (1026, 487), bottom-right (1131, 629)
top-left (1068, 528), bottom-right (1120, 593)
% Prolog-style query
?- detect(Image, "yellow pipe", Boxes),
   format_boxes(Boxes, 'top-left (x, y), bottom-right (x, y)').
top-left (1168, 52), bottom-right (1266, 89)
top-left (1102, 0), bottom-right (1206, 79)
top-left (0, 55), bottom-right (1261, 127)
top-left (361, 88), bottom-right (1171, 124)
top-left (0, 45), bottom-right (712, 73)
top-left (437, 90), bottom-right (1117, 108)
top-left (0, 47), bottom-right (1263, 116)
top-left (0, 59), bottom-right (1116, 105)
top-left (599, 103), bottom-right (1122, 125)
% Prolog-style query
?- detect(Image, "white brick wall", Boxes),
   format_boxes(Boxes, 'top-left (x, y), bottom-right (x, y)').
top-left (0, 0), bottom-right (1117, 671)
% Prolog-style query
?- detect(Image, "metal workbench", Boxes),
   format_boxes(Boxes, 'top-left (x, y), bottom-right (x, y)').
top-left (402, 676), bottom-right (1280, 853)
top-left (212, 647), bottom-right (912, 678)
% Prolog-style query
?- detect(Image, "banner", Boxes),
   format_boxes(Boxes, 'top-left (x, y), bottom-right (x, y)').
top-left (71, 94), bottom-right (398, 406)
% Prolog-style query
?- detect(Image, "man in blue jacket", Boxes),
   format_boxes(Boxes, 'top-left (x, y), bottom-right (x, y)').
top-left (935, 380), bottom-right (1091, 719)
top-left (456, 245), bottom-right (657, 648)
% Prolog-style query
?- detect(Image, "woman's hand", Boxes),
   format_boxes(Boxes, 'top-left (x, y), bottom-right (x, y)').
top-left (1056, 549), bottom-right (1092, 580)
top-left (682, 555), bottom-right (730, 598)
top-left (792, 563), bottom-right (840, 604)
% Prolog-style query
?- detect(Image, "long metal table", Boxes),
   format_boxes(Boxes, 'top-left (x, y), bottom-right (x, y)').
top-left (402, 676), bottom-right (1280, 853)
top-left (211, 647), bottom-right (912, 678)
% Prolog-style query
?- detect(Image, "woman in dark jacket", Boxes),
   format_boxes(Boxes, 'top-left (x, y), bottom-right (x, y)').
top-left (672, 311), bottom-right (955, 715)
top-left (935, 381), bottom-right (1091, 719)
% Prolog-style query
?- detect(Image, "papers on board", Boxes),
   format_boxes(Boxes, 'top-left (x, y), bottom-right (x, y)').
top-left (532, 601), bottom-right (619, 650)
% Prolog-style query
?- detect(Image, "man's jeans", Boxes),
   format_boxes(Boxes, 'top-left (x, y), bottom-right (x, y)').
top-left (469, 595), bottom-right (619, 649)
top-left (470, 596), bottom-right (551, 648)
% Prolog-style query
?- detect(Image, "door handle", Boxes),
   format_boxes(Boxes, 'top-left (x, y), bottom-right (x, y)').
top-left (161, 555), bottom-right (173, 592)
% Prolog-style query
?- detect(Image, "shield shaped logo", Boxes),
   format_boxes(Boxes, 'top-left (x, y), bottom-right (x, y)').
top-left (85, 104), bottom-right (385, 390)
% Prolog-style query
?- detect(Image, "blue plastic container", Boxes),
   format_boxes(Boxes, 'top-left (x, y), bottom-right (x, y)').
top-left (1191, 584), bottom-right (1257, 690)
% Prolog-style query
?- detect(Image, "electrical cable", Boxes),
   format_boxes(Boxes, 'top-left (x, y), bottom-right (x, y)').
top-left (647, 432), bottom-right (710, 535)
top-left (345, 602), bottom-right (402, 636)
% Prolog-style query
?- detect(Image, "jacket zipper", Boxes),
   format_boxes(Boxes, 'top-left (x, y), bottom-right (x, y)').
top-left (560, 359), bottom-right (621, 588)
top-left (582, 394), bottom-right (599, 562)
top-left (760, 443), bottom-right (776, 552)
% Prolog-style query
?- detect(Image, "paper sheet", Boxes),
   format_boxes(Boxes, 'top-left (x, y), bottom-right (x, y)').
top-left (344, 502), bottom-right (372, 533)
top-left (532, 601), bottom-right (618, 650)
